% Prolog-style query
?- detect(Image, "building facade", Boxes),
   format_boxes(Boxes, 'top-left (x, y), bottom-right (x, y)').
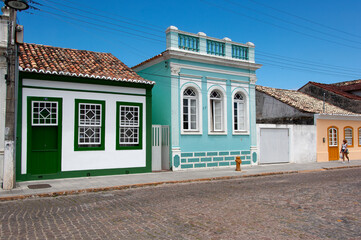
top-left (133, 26), bottom-right (262, 170)
top-left (256, 85), bottom-right (361, 163)
top-left (16, 43), bottom-right (154, 181)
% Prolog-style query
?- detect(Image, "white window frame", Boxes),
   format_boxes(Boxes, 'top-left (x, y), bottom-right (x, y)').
top-left (232, 90), bottom-right (249, 135)
top-left (344, 127), bottom-right (353, 147)
top-left (208, 86), bottom-right (227, 135)
top-left (181, 84), bottom-right (202, 135)
top-left (328, 127), bottom-right (338, 147)
top-left (31, 101), bottom-right (58, 126)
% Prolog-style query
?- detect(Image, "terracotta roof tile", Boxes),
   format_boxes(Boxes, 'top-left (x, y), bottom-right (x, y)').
top-left (256, 85), bottom-right (355, 115)
top-left (303, 81), bottom-right (361, 100)
top-left (19, 43), bottom-right (154, 85)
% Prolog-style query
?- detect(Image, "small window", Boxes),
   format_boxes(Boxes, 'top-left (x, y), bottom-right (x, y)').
top-left (210, 90), bottom-right (223, 132)
top-left (183, 88), bottom-right (198, 131)
top-left (116, 102), bottom-right (142, 150)
top-left (344, 127), bottom-right (353, 147)
top-left (328, 127), bottom-right (338, 147)
top-left (233, 92), bottom-right (245, 131)
top-left (359, 127), bottom-right (361, 146)
top-left (74, 99), bottom-right (105, 151)
top-left (32, 101), bottom-right (58, 126)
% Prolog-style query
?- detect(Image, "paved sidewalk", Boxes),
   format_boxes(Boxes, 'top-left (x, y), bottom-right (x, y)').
top-left (1, 160), bottom-right (360, 201)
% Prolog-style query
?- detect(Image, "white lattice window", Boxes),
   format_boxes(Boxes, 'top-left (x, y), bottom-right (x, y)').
top-left (32, 101), bottom-right (58, 126)
top-left (210, 90), bottom-right (223, 131)
top-left (183, 88), bottom-right (198, 131)
top-left (344, 127), bottom-right (353, 146)
top-left (328, 128), bottom-right (337, 147)
top-left (78, 103), bottom-right (102, 145)
top-left (119, 106), bottom-right (139, 144)
top-left (233, 92), bottom-right (245, 131)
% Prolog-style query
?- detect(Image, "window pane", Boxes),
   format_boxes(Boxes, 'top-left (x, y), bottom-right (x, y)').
top-left (119, 105), bottom-right (140, 145)
top-left (345, 128), bottom-right (353, 145)
top-left (214, 100), bottom-right (222, 130)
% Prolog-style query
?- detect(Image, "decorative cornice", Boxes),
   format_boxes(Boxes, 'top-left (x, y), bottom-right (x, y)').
top-left (179, 73), bottom-right (203, 79)
top-left (170, 62), bottom-right (256, 78)
top-left (19, 67), bottom-right (155, 85)
top-left (165, 50), bottom-right (261, 71)
top-left (315, 113), bottom-right (361, 121)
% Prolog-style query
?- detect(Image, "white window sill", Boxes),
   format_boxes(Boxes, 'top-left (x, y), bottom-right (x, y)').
top-left (233, 131), bottom-right (250, 135)
top-left (181, 131), bottom-right (203, 135)
top-left (208, 131), bottom-right (227, 135)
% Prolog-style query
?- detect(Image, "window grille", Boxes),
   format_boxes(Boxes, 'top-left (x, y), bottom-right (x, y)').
top-left (78, 103), bottom-right (102, 145)
top-left (119, 106), bottom-right (139, 144)
top-left (32, 101), bottom-right (58, 126)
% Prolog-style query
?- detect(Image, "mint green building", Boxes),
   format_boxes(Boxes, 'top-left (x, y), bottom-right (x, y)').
top-left (133, 26), bottom-right (262, 170)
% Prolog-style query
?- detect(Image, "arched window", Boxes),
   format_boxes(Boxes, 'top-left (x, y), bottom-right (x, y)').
top-left (344, 127), bottom-right (353, 147)
top-left (328, 127), bottom-right (338, 147)
top-left (210, 90), bottom-right (223, 131)
top-left (182, 88), bottom-right (198, 131)
top-left (233, 92), bottom-right (245, 131)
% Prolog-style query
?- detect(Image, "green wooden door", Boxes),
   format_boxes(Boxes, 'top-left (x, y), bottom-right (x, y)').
top-left (27, 97), bottom-right (62, 175)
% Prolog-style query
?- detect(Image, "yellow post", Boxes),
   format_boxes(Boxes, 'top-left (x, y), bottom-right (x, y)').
top-left (235, 156), bottom-right (242, 171)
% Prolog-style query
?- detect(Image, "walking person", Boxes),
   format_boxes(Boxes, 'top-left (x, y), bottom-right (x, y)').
top-left (340, 139), bottom-right (350, 163)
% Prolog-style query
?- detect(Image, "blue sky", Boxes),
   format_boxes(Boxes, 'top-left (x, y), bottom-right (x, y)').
top-left (3, 0), bottom-right (361, 89)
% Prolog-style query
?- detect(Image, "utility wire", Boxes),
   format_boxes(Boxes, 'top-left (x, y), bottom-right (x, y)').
top-left (40, 0), bottom-right (164, 34)
top-left (247, 0), bottom-right (361, 40)
top-left (201, 0), bottom-right (361, 50)
top-left (38, 2), bottom-right (164, 40)
top-left (224, 0), bottom-right (361, 46)
top-left (30, 0), bottom-right (361, 74)
top-left (23, 1), bottom-right (361, 80)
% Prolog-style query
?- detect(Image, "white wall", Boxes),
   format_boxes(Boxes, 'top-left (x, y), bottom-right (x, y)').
top-left (21, 79), bottom-right (147, 174)
top-left (0, 9), bottom-right (9, 181)
top-left (257, 124), bottom-right (316, 164)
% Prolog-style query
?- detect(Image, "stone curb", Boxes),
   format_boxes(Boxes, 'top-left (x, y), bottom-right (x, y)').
top-left (0, 165), bottom-right (360, 202)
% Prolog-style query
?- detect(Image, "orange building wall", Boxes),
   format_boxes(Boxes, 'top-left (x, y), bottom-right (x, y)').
top-left (317, 118), bottom-right (361, 162)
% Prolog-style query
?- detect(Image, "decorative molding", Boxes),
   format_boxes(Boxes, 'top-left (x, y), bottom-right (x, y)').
top-left (179, 73), bottom-right (203, 79)
top-left (206, 76), bottom-right (227, 82)
top-left (170, 66), bottom-right (180, 76)
top-left (19, 67), bottom-right (155, 85)
top-left (170, 62), bottom-right (257, 78)
top-left (250, 76), bottom-right (257, 85)
top-left (230, 79), bottom-right (249, 84)
top-left (315, 114), bottom-right (361, 121)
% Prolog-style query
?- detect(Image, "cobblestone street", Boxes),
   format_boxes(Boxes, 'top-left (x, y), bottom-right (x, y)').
top-left (1, 168), bottom-right (360, 240)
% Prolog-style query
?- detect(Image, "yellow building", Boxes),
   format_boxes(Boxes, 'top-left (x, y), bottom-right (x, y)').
top-left (316, 114), bottom-right (361, 162)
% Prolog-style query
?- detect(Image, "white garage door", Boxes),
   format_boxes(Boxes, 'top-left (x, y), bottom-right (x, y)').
top-left (260, 128), bottom-right (289, 164)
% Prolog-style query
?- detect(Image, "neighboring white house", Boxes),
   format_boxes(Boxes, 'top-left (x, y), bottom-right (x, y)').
top-left (256, 85), bottom-right (354, 164)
